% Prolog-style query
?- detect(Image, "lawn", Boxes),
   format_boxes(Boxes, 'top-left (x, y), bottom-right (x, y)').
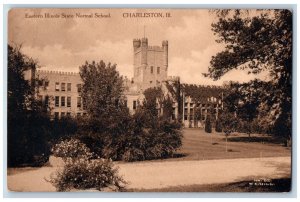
top-left (174, 128), bottom-right (291, 161)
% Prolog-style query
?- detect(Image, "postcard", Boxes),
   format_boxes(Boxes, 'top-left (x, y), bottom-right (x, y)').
top-left (7, 8), bottom-right (292, 193)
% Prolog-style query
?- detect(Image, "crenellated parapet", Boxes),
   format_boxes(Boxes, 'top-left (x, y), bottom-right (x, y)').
top-left (147, 46), bottom-right (164, 51)
top-left (37, 69), bottom-right (79, 76)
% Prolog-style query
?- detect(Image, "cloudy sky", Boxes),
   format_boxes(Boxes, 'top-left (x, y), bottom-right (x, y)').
top-left (8, 8), bottom-right (268, 85)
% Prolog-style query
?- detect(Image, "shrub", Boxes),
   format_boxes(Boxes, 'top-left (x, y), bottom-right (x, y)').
top-left (48, 158), bottom-right (126, 192)
top-left (215, 118), bottom-right (222, 132)
top-left (51, 138), bottom-right (94, 161)
top-left (48, 138), bottom-right (126, 192)
top-left (205, 116), bottom-right (212, 133)
top-left (77, 109), bottom-right (183, 162)
top-left (122, 148), bottom-right (145, 162)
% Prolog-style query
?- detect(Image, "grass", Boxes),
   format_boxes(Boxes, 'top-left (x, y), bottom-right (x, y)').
top-left (125, 178), bottom-right (291, 192)
top-left (172, 128), bottom-right (291, 161)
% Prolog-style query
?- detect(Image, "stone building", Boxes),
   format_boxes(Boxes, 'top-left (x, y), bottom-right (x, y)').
top-left (132, 38), bottom-right (168, 91)
top-left (29, 37), bottom-right (223, 127)
top-left (34, 70), bottom-right (84, 119)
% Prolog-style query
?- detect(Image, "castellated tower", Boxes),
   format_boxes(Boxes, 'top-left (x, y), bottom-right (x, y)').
top-left (133, 38), bottom-right (168, 91)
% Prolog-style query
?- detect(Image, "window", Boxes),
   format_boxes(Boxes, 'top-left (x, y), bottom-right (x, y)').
top-left (157, 66), bottom-right (160, 74)
top-left (151, 66), bottom-right (153, 74)
top-left (55, 82), bottom-right (60, 91)
top-left (184, 103), bottom-right (188, 108)
top-left (61, 96), bottom-right (65, 107)
top-left (61, 83), bottom-right (66, 91)
top-left (67, 112), bottom-right (71, 117)
top-left (77, 84), bottom-right (82, 93)
top-left (83, 113), bottom-right (87, 116)
top-left (190, 103), bottom-right (194, 108)
top-left (44, 81), bottom-right (49, 89)
top-left (133, 100), bottom-right (137, 110)
top-left (67, 97), bottom-right (71, 107)
top-left (184, 115), bottom-right (188, 120)
top-left (44, 95), bottom-right (49, 107)
top-left (172, 107), bottom-right (176, 120)
top-left (77, 113), bottom-right (81, 118)
top-left (184, 108), bottom-right (188, 115)
top-left (55, 96), bottom-right (59, 107)
top-left (67, 83), bottom-right (71, 91)
top-left (54, 112), bottom-right (59, 119)
top-left (150, 81), bottom-right (152, 84)
top-left (83, 100), bottom-right (87, 110)
top-left (61, 112), bottom-right (65, 117)
top-left (77, 97), bottom-right (82, 108)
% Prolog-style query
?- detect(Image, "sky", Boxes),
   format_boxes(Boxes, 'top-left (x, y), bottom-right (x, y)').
top-left (8, 8), bottom-right (269, 85)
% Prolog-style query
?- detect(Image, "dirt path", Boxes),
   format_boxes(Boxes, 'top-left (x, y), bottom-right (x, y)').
top-left (7, 157), bottom-right (291, 192)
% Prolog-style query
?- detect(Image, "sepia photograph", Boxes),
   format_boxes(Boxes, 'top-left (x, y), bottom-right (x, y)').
top-left (6, 7), bottom-right (292, 193)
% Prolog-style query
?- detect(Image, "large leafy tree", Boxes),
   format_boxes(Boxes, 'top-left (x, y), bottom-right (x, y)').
top-left (206, 10), bottom-right (292, 143)
top-left (8, 44), bottom-right (51, 166)
top-left (78, 60), bottom-right (131, 158)
top-left (223, 80), bottom-right (262, 137)
top-left (79, 60), bottom-right (130, 133)
top-left (142, 87), bottom-right (174, 127)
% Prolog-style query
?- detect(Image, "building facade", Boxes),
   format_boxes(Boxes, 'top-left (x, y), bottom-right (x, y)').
top-left (133, 38), bottom-right (168, 91)
top-left (30, 38), bottom-right (223, 127)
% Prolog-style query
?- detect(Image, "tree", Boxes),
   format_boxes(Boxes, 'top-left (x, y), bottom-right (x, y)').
top-left (219, 112), bottom-right (238, 152)
top-left (165, 79), bottom-right (183, 122)
top-left (215, 117), bottom-right (222, 133)
top-left (8, 44), bottom-right (51, 167)
top-left (79, 60), bottom-right (130, 134)
top-left (223, 80), bottom-right (261, 137)
top-left (205, 10), bottom-right (292, 144)
top-left (205, 115), bottom-right (212, 133)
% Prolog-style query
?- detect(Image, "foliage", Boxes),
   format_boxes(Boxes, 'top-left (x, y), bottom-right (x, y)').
top-left (51, 138), bottom-right (94, 161)
top-left (142, 87), bottom-right (174, 123)
top-left (215, 118), bottom-right (222, 132)
top-left (182, 84), bottom-right (223, 104)
top-left (49, 158), bottom-right (126, 192)
top-left (94, 111), bottom-right (183, 162)
top-left (79, 60), bottom-right (130, 133)
top-left (223, 80), bottom-right (262, 136)
top-left (204, 115), bottom-right (212, 133)
top-left (8, 44), bottom-right (51, 167)
top-left (78, 64), bottom-right (183, 162)
top-left (219, 112), bottom-right (238, 136)
top-left (142, 87), bottom-right (163, 123)
top-left (165, 79), bottom-right (183, 122)
top-left (50, 117), bottom-right (79, 142)
top-left (48, 139), bottom-right (126, 192)
top-left (206, 10), bottom-right (292, 142)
